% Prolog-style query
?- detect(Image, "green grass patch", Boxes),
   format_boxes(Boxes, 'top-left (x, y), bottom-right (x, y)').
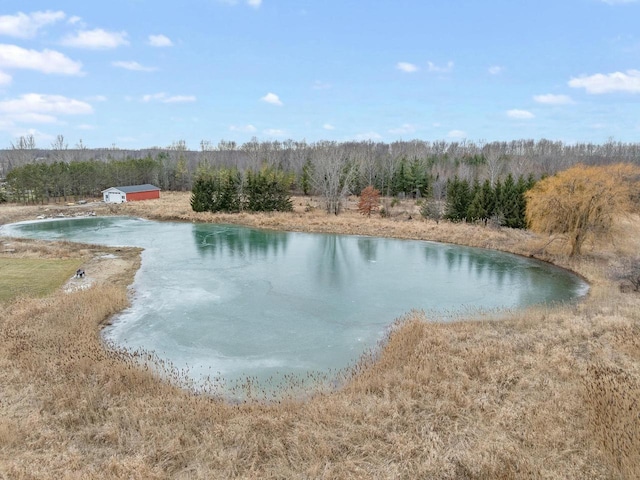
top-left (0, 257), bottom-right (83, 303)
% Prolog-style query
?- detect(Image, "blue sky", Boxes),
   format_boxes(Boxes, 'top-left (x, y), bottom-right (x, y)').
top-left (0, 0), bottom-right (639, 149)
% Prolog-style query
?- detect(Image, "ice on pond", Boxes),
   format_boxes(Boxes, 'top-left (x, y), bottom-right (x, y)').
top-left (2, 216), bottom-right (588, 398)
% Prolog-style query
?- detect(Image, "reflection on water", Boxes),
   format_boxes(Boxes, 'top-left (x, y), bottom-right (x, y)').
top-left (357, 236), bottom-right (378, 263)
top-left (1, 216), bottom-right (588, 398)
top-left (194, 224), bottom-right (289, 259)
top-left (313, 235), bottom-right (355, 288)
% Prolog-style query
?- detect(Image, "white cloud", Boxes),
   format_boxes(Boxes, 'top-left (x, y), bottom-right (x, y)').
top-left (261, 92), bottom-right (283, 106)
top-left (148, 34), bottom-right (173, 47)
top-left (142, 93), bottom-right (163, 102)
top-left (568, 69), bottom-right (640, 94)
top-left (10, 112), bottom-right (58, 124)
top-left (68, 16), bottom-right (82, 25)
top-left (0, 44), bottom-right (83, 75)
top-left (507, 109), bottom-right (535, 119)
top-left (0, 70), bottom-right (11, 85)
top-left (427, 61), bottom-right (454, 73)
top-left (396, 62), bottom-right (419, 73)
top-left (323, 123), bottom-right (335, 130)
top-left (353, 131), bottom-right (383, 141)
top-left (533, 93), bottom-right (574, 105)
top-left (264, 128), bottom-right (286, 136)
top-left (388, 123), bottom-right (417, 135)
top-left (142, 93), bottom-right (196, 103)
top-left (61, 28), bottom-right (129, 49)
top-left (488, 65), bottom-right (503, 75)
top-left (312, 80), bottom-right (331, 90)
top-left (230, 124), bottom-right (257, 133)
top-left (164, 95), bottom-right (196, 103)
top-left (86, 95), bottom-right (107, 102)
top-left (112, 60), bottom-right (157, 72)
top-left (0, 11), bottom-right (65, 38)
top-left (8, 128), bottom-right (55, 144)
top-left (600, 0), bottom-right (638, 4)
top-left (0, 94), bottom-right (93, 126)
top-left (447, 129), bottom-right (466, 138)
top-left (219, 0), bottom-right (263, 7)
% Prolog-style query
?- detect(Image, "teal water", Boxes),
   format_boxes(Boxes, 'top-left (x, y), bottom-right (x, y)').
top-left (2, 217), bottom-right (588, 397)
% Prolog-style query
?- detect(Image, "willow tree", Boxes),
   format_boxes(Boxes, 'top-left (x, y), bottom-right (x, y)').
top-left (525, 163), bottom-right (640, 256)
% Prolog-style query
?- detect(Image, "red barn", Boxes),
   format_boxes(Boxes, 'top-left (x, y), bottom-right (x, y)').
top-left (102, 184), bottom-right (161, 203)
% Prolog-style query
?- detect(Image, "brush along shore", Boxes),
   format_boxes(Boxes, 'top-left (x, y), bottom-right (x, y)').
top-left (0, 194), bottom-right (638, 479)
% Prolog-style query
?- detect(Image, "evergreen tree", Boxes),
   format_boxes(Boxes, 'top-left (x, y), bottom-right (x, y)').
top-left (245, 167), bottom-right (293, 212)
top-left (496, 173), bottom-right (516, 227)
top-left (482, 179), bottom-right (496, 218)
top-left (190, 168), bottom-right (242, 213)
top-left (190, 173), bottom-right (216, 212)
top-left (391, 158), bottom-right (409, 196)
top-left (496, 174), bottom-right (533, 229)
top-left (408, 158), bottom-right (430, 198)
top-left (445, 176), bottom-right (471, 221)
top-left (214, 169), bottom-right (243, 212)
top-left (467, 179), bottom-right (491, 223)
top-left (300, 158), bottom-right (313, 196)
top-left (512, 175), bottom-right (530, 229)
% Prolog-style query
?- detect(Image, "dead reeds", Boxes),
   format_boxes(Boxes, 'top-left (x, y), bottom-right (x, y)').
top-left (0, 197), bottom-right (639, 478)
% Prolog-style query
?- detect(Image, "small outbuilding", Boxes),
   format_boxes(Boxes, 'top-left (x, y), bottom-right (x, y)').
top-left (102, 184), bottom-right (161, 204)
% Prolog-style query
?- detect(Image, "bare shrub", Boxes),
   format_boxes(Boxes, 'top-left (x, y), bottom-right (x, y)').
top-left (420, 199), bottom-right (443, 223)
top-left (613, 257), bottom-right (640, 292)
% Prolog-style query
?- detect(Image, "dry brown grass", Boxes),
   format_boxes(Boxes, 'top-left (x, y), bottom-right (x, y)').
top-left (1, 195), bottom-right (639, 478)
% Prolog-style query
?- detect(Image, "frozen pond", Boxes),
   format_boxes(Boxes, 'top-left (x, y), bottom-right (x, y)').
top-left (2, 217), bottom-right (588, 397)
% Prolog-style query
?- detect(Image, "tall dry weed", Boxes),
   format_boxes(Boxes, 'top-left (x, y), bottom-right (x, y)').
top-left (584, 364), bottom-right (640, 479)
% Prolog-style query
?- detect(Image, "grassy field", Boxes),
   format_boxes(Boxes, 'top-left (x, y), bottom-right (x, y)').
top-left (0, 257), bottom-right (82, 302)
top-left (0, 195), bottom-right (639, 479)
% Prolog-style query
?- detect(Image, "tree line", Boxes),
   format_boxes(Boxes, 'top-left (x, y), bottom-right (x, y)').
top-left (3, 135), bottom-right (640, 189)
top-left (4, 157), bottom-right (160, 204)
top-left (3, 135), bottom-right (640, 257)
top-left (3, 136), bottom-right (640, 225)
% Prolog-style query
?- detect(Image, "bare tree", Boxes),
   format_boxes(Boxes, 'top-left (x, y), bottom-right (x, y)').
top-left (51, 134), bottom-right (70, 164)
top-left (168, 140), bottom-right (191, 190)
top-left (483, 143), bottom-right (505, 187)
top-left (9, 134), bottom-right (37, 167)
top-left (311, 141), bottom-right (357, 215)
top-left (216, 139), bottom-right (239, 169)
top-left (70, 139), bottom-right (89, 162)
top-left (261, 140), bottom-right (282, 169)
top-left (243, 137), bottom-right (261, 172)
top-left (199, 140), bottom-right (216, 169)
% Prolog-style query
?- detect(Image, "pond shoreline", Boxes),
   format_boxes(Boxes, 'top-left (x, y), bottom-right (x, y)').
top-left (0, 194), bottom-right (638, 478)
top-left (3, 214), bottom-right (589, 400)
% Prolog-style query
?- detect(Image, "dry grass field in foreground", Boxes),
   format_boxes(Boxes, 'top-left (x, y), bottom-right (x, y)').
top-left (0, 193), bottom-right (639, 479)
